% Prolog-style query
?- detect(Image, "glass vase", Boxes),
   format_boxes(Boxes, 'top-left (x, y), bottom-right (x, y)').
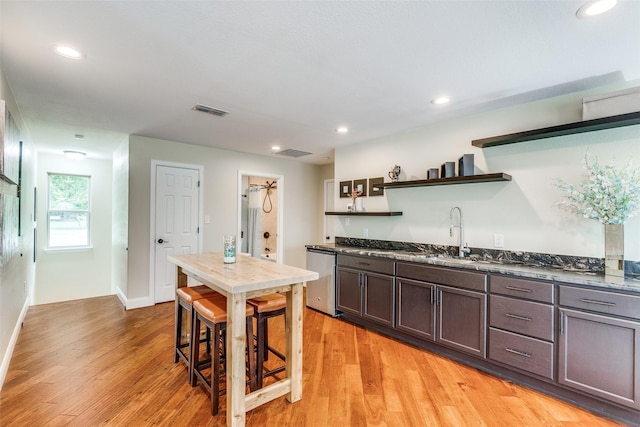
top-left (604, 223), bottom-right (624, 283)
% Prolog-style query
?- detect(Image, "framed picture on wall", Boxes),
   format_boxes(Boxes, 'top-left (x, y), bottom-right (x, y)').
top-left (0, 100), bottom-right (21, 185)
top-left (353, 179), bottom-right (367, 197)
top-left (368, 177), bottom-right (384, 196)
top-left (339, 180), bottom-right (352, 198)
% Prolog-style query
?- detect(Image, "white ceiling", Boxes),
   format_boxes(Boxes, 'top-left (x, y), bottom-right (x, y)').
top-left (1, 1), bottom-right (639, 165)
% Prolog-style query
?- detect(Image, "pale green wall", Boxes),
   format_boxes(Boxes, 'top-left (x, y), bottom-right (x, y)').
top-left (125, 135), bottom-right (322, 307)
top-left (335, 82), bottom-right (640, 261)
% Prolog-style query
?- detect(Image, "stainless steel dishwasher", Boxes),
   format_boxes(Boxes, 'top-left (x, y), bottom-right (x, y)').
top-left (305, 247), bottom-right (337, 316)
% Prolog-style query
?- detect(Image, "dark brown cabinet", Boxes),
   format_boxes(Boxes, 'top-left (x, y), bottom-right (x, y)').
top-left (336, 255), bottom-right (395, 328)
top-left (558, 285), bottom-right (640, 410)
top-left (488, 275), bottom-right (555, 380)
top-left (336, 267), bottom-right (361, 316)
top-left (437, 285), bottom-right (487, 358)
top-left (396, 262), bottom-right (487, 358)
top-left (396, 278), bottom-right (436, 340)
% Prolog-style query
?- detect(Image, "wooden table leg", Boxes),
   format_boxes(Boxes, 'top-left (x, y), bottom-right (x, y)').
top-left (227, 291), bottom-right (247, 427)
top-left (286, 283), bottom-right (303, 403)
top-left (176, 266), bottom-right (188, 288)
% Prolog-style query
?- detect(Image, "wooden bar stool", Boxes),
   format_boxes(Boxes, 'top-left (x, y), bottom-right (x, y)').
top-left (191, 295), bottom-right (257, 415)
top-left (247, 293), bottom-right (286, 389)
top-left (174, 285), bottom-right (221, 379)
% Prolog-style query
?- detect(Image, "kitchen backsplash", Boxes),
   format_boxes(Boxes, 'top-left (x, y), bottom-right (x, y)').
top-left (334, 236), bottom-right (640, 278)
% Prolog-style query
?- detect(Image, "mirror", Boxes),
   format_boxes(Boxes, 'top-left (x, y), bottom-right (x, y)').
top-left (237, 170), bottom-right (283, 264)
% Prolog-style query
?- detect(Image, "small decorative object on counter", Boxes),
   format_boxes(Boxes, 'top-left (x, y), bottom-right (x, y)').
top-left (441, 162), bottom-right (455, 178)
top-left (388, 165), bottom-right (401, 182)
top-left (458, 154), bottom-right (474, 176)
top-left (428, 168), bottom-right (439, 179)
top-left (556, 151), bottom-right (640, 283)
top-left (223, 235), bottom-right (236, 264)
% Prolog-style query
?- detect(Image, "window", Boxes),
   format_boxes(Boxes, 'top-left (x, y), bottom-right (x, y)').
top-left (47, 173), bottom-right (90, 248)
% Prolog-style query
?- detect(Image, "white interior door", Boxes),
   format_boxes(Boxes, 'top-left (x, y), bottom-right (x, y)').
top-left (324, 179), bottom-right (335, 243)
top-left (154, 165), bottom-right (200, 303)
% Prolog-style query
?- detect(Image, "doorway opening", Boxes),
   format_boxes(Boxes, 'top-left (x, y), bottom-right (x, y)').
top-left (237, 171), bottom-right (283, 263)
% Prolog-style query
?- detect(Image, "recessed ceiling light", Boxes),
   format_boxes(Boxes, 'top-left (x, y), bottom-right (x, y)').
top-left (431, 96), bottom-right (452, 105)
top-left (271, 145), bottom-right (281, 151)
top-left (576, 0), bottom-right (617, 18)
top-left (54, 45), bottom-right (83, 59)
top-left (336, 127), bottom-right (349, 134)
top-left (63, 150), bottom-right (86, 160)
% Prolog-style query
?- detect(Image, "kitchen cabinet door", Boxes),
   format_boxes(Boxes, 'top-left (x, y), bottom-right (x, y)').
top-left (437, 285), bottom-right (487, 358)
top-left (362, 272), bottom-right (395, 328)
top-left (558, 308), bottom-right (640, 410)
top-left (396, 278), bottom-right (436, 341)
top-left (336, 267), bottom-right (361, 316)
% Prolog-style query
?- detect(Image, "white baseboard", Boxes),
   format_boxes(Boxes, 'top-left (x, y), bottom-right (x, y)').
top-left (125, 295), bottom-right (154, 310)
top-left (0, 298), bottom-right (30, 392)
top-left (115, 286), bottom-right (127, 307)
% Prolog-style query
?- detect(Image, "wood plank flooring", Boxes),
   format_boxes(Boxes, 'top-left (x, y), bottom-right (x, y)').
top-left (0, 295), bottom-right (626, 426)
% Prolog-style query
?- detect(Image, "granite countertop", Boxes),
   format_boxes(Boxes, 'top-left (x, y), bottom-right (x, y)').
top-left (307, 243), bottom-right (640, 295)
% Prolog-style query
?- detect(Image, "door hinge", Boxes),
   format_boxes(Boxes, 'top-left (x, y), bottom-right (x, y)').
top-left (197, 227), bottom-right (200, 233)
top-left (198, 180), bottom-right (200, 187)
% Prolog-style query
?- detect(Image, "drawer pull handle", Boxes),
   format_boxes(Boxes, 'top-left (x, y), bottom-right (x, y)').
top-left (505, 348), bottom-right (531, 358)
top-left (505, 286), bottom-right (532, 293)
top-left (505, 313), bottom-right (532, 322)
top-left (357, 262), bottom-right (371, 266)
top-left (580, 298), bottom-right (616, 307)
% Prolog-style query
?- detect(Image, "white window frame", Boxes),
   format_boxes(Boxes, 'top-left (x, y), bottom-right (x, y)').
top-left (46, 173), bottom-right (92, 250)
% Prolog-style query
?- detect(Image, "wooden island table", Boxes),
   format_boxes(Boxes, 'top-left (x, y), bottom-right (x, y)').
top-left (168, 253), bottom-right (319, 427)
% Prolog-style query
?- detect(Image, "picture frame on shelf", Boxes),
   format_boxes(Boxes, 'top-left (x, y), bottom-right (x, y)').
top-left (353, 178), bottom-right (367, 196)
top-left (368, 177), bottom-right (384, 196)
top-left (339, 180), bottom-right (352, 198)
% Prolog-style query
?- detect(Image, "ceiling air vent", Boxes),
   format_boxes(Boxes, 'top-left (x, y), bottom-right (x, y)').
top-left (277, 149), bottom-right (312, 158)
top-left (192, 104), bottom-right (228, 117)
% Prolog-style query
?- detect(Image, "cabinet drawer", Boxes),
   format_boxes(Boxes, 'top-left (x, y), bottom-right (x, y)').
top-left (337, 255), bottom-right (394, 275)
top-left (559, 285), bottom-right (640, 320)
top-left (490, 295), bottom-right (554, 341)
top-left (490, 275), bottom-right (554, 304)
top-left (397, 262), bottom-right (486, 292)
top-left (489, 328), bottom-right (554, 380)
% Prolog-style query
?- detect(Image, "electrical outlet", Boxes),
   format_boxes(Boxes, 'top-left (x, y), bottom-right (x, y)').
top-left (494, 234), bottom-right (504, 248)
top-left (363, 228), bottom-right (369, 238)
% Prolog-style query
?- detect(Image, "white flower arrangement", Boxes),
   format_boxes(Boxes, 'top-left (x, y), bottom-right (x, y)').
top-left (556, 152), bottom-right (640, 225)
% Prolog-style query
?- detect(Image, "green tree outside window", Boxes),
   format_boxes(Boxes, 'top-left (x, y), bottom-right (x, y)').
top-left (48, 174), bottom-right (91, 248)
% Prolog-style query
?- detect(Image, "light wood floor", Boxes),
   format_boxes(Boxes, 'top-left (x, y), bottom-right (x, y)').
top-left (0, 295), bottom-right (626, 426)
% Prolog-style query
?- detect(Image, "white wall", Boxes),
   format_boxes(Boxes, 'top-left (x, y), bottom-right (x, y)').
top-left (34, 153), bottom-right (113, 304)
top-left (316, 163), bottom-right (335, 244)
top-left (0, 67), bottom-right (36, 390)
top-left (335, 82), bottom-right (640, 261)
top-left (112, 140), bottom-right (129, 304)
top-left (125, 135), bottom-right (322, 307)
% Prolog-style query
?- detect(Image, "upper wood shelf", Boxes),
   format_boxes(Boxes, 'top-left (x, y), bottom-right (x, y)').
top-left (325, 211), bottom-right (403, 216)
top-left (379, 173), bottom-right (511, 189)
top-left (472, 111), bottom-right (640, 148)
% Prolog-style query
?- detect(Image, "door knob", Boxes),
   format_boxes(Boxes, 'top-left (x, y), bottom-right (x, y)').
top-left (158, 238), bottom-right (169, 244)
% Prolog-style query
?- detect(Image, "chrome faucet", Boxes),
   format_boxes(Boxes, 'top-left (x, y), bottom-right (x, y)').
top-left (450, 206), bottom-right (471, 257)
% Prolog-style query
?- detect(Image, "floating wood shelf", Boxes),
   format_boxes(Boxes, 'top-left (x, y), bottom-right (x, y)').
top-left (379, 173), bottom-right (511, 189)
top-left (472, 111), bottom-right (640, 148)
top-left (325, 211), bottom-right (403, 216)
